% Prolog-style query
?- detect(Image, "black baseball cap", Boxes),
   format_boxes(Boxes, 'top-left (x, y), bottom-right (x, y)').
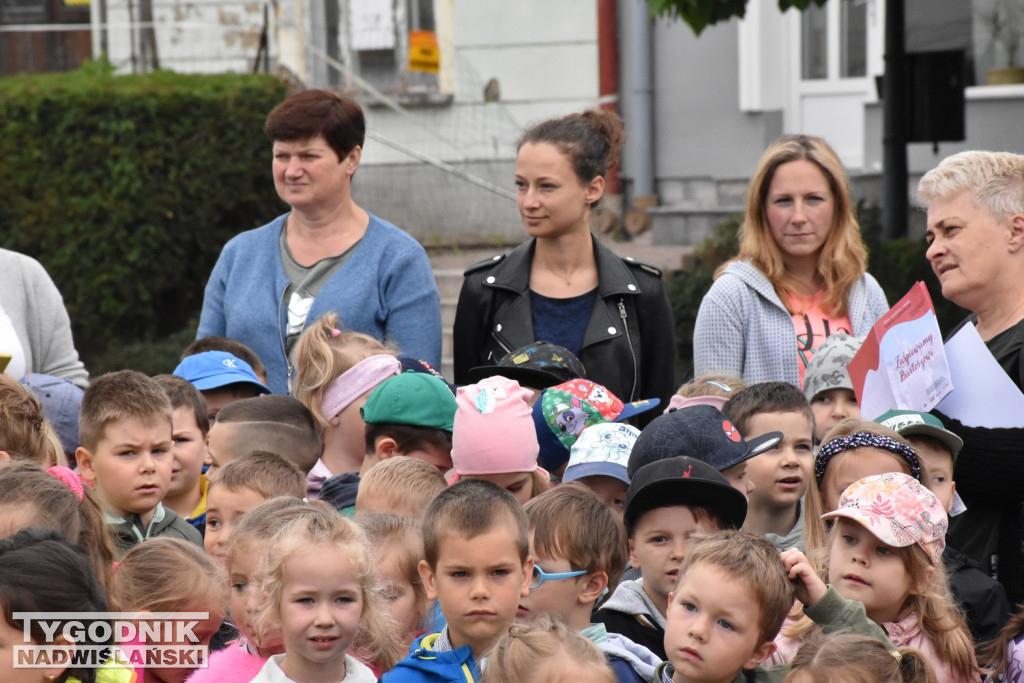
top-left (467, 341), bottom-right (586, 389)
top-left (624, 456), bottom-right (748, 532)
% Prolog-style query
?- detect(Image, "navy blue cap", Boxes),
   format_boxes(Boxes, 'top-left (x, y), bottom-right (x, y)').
top-left (628, 405), bottom-right (781, 478)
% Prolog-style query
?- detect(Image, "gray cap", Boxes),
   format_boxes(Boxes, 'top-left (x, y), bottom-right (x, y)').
top-left (803, 333), bottom-right (865, 403)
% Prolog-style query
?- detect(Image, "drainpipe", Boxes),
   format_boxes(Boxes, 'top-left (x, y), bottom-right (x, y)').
top-left (625, 0), bottom-right (657, 235)
top-left (598, 0), bottom-right (620, 196)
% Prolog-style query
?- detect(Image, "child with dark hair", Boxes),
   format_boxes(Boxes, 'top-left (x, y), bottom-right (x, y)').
top-left (382, 480), bottom-right (534, 682)
top-left (153, 374), bottom-right (211, 534)
top-left (724, 381), bottom-right (815, 552)
top-left (173, 351), bottom-right (270, 423)
top-left (0, 529), bottom-right (124, 683)
top-left (182, 336), bottom-right (268, 385)
top-left (359, 371), bottom-right (456, 476)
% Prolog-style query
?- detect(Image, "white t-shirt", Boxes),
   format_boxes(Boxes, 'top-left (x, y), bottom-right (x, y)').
top-left (250, 653), bottom-right (377, 683)
top-left (0, 301), bottom-right (27, 380)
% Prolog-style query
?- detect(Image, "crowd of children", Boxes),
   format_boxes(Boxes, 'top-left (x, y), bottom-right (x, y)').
top-left (3, 319), bottom-right (1024, 683)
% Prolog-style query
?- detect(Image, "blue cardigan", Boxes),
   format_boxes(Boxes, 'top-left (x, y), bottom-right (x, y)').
top-left (198, 212), bottom-right (442, 394)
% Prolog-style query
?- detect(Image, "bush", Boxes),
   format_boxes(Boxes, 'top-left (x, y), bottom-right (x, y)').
top-left (668, 204), bottom-right (968, 386)
top-left (0, 61), bottom-right (288, 372)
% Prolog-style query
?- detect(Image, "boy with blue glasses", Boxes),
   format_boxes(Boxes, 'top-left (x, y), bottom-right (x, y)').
top-left (522, 484), bottom-right (662, 683)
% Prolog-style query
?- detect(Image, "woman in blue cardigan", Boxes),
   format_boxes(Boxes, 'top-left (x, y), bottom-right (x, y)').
top-left (198, 90), bottom-right (441, 394)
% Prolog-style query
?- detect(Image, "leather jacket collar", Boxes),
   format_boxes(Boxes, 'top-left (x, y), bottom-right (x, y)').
top-left (484, 235), bottom-right (643, 298)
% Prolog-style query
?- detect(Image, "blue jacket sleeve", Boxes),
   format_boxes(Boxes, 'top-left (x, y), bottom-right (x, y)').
top-left (197, 244), bottom-right (230, 339)
top-left (379, 247), bottom-right (442, 370)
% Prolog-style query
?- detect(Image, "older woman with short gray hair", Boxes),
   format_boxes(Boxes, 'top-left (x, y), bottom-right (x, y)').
top-left (917, 149), bottom-right (1024, 605)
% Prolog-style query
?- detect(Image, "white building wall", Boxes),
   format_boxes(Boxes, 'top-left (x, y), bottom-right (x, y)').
top-left (352, 0), bottom-right (602, 239)
top-left (98, 0), bottom-right (271, 75)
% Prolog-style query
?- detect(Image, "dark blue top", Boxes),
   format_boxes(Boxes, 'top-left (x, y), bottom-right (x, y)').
top-left (530, 288), bottom-right (598, 356)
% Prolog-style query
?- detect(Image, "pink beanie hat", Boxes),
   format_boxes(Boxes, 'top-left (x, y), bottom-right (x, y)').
top-left (451, 376), bottom-right (540, 476)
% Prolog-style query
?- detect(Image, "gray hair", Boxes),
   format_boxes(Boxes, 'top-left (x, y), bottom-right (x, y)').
top-left (917, 150), bottom-right (1024, 222)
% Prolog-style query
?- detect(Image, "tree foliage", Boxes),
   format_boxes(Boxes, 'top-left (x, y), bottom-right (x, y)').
top-left (646, 0), bottom-right (828, 35)
top-left (0, 61), bottom-right (288, 374)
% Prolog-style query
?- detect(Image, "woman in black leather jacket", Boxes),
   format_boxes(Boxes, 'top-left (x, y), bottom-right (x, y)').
top-left (452, 110), bottom-right (675, 418)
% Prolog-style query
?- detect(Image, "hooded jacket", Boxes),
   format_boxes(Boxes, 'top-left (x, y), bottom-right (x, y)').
top-left (106, 503), bottom-right (203, 555)
top-left (380, 632), bottom-right (482, 683)
top-left (452, 235), bottom-right (675, 420)
top-left (592, 578), bottom-right (668, 661)
top-left (693, 260), bottom-right (888, 386)
top-left (595, 628), bottom-right (662, 683)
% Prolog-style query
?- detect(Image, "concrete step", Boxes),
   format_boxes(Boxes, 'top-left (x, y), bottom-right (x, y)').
top-left (434, 269), bottom-right (466, 301)
top-left (647, 204), bottom-right (744, 247)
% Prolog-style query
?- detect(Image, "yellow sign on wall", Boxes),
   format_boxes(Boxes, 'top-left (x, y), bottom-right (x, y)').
top-left (408, 30), bottom-right (439, 73)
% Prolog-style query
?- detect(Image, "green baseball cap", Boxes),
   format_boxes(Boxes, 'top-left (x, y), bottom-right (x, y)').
top-left (876, 409), bottom-right (963, 460)
top-left (361, 371), bottom-right (457, 432)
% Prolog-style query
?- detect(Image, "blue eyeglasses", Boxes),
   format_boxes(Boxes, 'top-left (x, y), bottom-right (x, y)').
top-left (530, 565), bottom-right (587, 589)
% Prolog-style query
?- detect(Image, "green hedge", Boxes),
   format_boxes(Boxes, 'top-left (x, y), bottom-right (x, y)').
top-left (0, 61), bottom-right (288, 375)
top-left (668, 205), bottom-right (969, 385)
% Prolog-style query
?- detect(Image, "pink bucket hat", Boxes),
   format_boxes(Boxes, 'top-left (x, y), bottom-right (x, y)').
top-left (821, 471), bottom-right (948, 566)
top-left (451, 376), bottom-right (540, 476)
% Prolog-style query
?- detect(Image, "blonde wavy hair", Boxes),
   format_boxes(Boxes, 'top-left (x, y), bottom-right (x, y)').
top-left (291, 312), bottom-right (397, 428)
top-left (718, 134), bottom-right (868, 317)
top-left (256, 499), bottom-right (404, 670)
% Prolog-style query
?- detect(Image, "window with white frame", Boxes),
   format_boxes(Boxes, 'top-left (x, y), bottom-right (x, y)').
top-left (800, 0), bottom-right (868, 80)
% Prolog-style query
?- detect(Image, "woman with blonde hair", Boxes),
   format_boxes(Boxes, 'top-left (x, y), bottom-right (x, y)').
top-left (694, 134), bottom-right (888, 387)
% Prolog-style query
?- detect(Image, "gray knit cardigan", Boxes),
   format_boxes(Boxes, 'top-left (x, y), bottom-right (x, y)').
top-left (692, 260), bottom-right (888, 386)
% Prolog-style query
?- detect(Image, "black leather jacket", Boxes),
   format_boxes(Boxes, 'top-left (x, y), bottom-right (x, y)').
top-left (452, 235), bottom-right (676, 419)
